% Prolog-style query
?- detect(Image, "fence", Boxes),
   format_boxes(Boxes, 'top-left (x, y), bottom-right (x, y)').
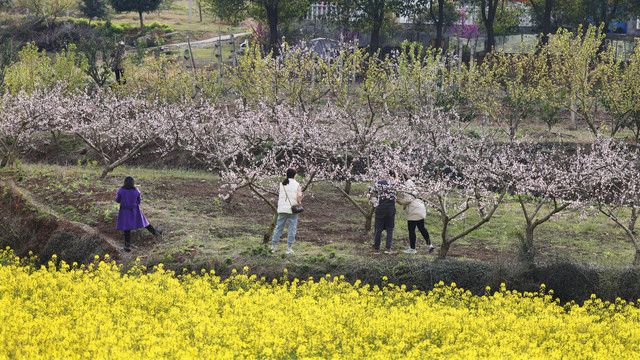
top-left (305, 2), bottom-right (338, 21)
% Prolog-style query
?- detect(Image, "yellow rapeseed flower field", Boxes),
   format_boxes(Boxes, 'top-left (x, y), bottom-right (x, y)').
top-left (1, 248), bottom-right (639, 359)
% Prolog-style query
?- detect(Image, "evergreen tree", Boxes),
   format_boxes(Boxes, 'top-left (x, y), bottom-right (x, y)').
top-left (79, 0), bottom-right (110, 24)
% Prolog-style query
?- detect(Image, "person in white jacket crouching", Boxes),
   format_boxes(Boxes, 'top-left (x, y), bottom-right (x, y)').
top-left (397, 176), bottom-right (434, 254)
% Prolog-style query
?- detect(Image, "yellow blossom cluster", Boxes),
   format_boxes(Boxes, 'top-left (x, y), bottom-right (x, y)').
top-left (1, 249), bottom-right (639, 359)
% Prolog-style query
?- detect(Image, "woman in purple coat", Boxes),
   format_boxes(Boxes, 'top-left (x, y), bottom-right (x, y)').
top-left (115, 176), bottom-right (162, 252)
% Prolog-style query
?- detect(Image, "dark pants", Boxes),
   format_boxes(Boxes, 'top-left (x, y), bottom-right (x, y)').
top-left (124, 225), bottom-right (157, 248)
top-left (373, 207), bottom-right (395, 250)
top-left (408, 219), bottom-right (431, 249)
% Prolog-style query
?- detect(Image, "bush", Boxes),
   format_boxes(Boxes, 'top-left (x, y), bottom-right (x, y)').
top-left (618, 267), bottom-right (640, 302)
top-left (39, 231), bottom-right (109, 265)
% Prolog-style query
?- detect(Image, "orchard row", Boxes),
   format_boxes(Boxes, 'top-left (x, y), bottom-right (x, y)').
top-left (2, 25), bottom-right (640, 141)
top-left (1, 86), bottom-right (639, 263)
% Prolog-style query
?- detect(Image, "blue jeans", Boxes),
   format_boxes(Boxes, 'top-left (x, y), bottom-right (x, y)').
top-left (271, 213), bottom-right (299, 247)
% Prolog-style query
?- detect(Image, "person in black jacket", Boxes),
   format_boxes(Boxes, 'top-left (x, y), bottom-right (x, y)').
top-left (370, 170), bottom-right (398, 254)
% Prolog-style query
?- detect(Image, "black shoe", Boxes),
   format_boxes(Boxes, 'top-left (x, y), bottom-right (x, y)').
top-left (156, 228), bottom-right (164, 236)
top-left (121, 247), bottom-right (131, 253)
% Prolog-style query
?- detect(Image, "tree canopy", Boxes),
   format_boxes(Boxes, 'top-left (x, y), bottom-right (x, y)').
top-left (79, 0), bottom-right (110, 24)
top-left (109, 0), bottom-right (163, 34)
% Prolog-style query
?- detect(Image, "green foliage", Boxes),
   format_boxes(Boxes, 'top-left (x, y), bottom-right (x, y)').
top-left (3, 43), bottom-right (52, 94)
top-left (0, 40), bottom-right (18, 90)
top-left (326, 0), bottom-right (406, 50)
top-left (79, 0), bottom-right (110, 23)
top-left (52, 44), bottom-right (89, 92)
top-left (75, 36), bottom-right (121, 87)
top-left (15, 0), bottom-right (76, 25)
top-left (157, 0), bottom-right (178, 11)
top-left (144, 21), bottom-right (174, 33)
top-left (598, 47), bottom-right (640, 138)
top-left (493, 0), bottom-right (525, 35)
top-left (4, 42), bottom-right (88, 94)
top-left (411, 0), bottom-right (461, 28)
top-left (200, 0), bottom-right (247, 25)
top-left (109, 0), bottom-right (163, 13)
top-left (0, 0), bottom-right (11, 10)
top-left (109, 0), bottom-right (164, 32)
top-left (546, 24), bottom-right (606, 136)
top-left (114, 53), bottom-right (224, 102)
top-left (247, 0), bottom-right (310, 27)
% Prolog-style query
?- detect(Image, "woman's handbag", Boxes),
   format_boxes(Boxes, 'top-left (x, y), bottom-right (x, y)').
top-left (284, 185), bottom-right (304, 214)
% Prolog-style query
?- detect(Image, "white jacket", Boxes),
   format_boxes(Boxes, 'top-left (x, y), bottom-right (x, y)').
top-left (277, 179), bottom-right (301, 214)
top-left (398, 180), bottom-right (426, 221)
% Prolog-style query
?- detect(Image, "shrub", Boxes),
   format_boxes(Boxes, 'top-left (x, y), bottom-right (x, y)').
top-left (39, 230), bottom-right (109, 265)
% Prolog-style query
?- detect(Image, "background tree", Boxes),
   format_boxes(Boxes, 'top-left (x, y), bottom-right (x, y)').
top-left (471, 51), bottom-right (545, 140)
top-left (248, 0), bottom-right (310, 55)
top-left (0, 0), bottom-right (11, 11)
top-left (3, 42), bottom-right (87, 95)
top-left (158, 0), bottom-right (177, 11)
top-left (630, 0), bottom-right (640, 18)
top-left (108, 0), bottom-right (163, 34)
top-left (15, 0), bottom-right (77, 27)
top-left (476, 0), bottom-right (500, 52)
top-left (410, 0), bottom-right (459, 50)
top-left (201, 0), bottom-right (308, 54)
top-left (75, 37), bottom-right (123, 87)
top-left (582, 0), bottom-right (624, 32)
top-left (512, 144), bottom-right (580, 264)
top-left (200, 0), bottom-right (247, 25)
top-left (492, 0), bottom-right (524, 36)
top-left (581, 138), bottom-right (640, 265)
top-left (65, 90), bottom-right (171, 177)
top-left (79, 0), bottom-right (110, 24)
top-left (0, 41), bottom-right (18, 90)
top-left (371, 110), bottom-right (517, 259)
top-left (546, 25), bottom-right (605, 134)
top-left (328, 0), bottom-right (407, 53)
top-left (598, 48), bottom-right (640, 138)
top-left (528, 0), bottom-right (555, 45)
top-left (0, 88), bottom-right (65, 168)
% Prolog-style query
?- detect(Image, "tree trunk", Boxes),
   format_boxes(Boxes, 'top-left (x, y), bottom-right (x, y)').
top-left (364, 205), bottom-right (375, 233)
top-left (139, 11), bottom-right (145, 35)
top-left (541, 0), bottom-right (552, 45)
top-left (635, 250), bottom-right (640, 266)
top-left (263, 211), bottom-right (279, 244)
top-left (521, 225), bottom-right (536, 264)
top-left (370, 22), bottom-right (381, 54)
top-left (438, 240), bottom-right (450, 259)
top-left (266, 4), bottom-right (279, 56)
top-left (435, 0), bottom-right (445, 50)
top-left (485, 24), bottom-right (495, 53)
top-left (365, 214), bottom-right (372, 233)
top-left (344, 179), bottom-right (351, 195)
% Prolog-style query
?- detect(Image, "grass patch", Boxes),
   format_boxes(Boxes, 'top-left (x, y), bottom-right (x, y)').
top-left (5, 161), bottom-right (638, 274)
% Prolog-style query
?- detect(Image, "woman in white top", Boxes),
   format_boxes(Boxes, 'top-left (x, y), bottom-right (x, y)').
top-left (271, 167), bottom-right (303, 254)
top-left (397, 176), bottom-right (434, 254)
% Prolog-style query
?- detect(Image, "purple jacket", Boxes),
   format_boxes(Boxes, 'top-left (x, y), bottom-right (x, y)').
top-left (115, 187), bottom-right (150, 230)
